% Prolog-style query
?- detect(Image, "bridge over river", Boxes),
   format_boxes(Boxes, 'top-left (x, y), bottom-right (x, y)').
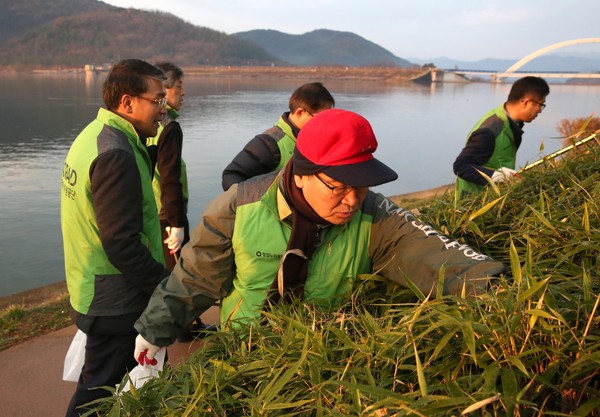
top-left (417, 37), bottom-right (600, 84)
top-left (446, 70), bottom-right (600, 83)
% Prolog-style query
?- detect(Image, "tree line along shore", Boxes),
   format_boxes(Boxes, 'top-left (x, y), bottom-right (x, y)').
top-left (2, 65), bottom-right (429, 82)
top-left (181, 65), bottom-right (428, 82)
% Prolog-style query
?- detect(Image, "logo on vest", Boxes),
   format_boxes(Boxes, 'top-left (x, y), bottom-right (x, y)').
top-left (62, 162), bottom-right (77, 200)
top-left (256, 251), bottom-right (282, 259)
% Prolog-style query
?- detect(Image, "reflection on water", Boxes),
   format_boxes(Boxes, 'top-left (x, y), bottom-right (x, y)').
top-left (0, 72), bottom-right (598, 296)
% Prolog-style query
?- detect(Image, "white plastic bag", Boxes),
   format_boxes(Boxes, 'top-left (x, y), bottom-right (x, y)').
top-left (63, 329), bottom-right (86, 382)
top-left (120, 347), bottom-right (166, 392)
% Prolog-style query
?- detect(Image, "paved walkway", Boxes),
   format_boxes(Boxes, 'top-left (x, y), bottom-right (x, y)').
top-left (0, 307), bottom-right (218, 417)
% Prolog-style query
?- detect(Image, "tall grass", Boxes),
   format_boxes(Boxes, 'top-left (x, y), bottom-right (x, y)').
top-left (93, 144), bottom-right (599, 416)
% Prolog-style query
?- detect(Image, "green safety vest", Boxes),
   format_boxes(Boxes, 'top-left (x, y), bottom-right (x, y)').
top-left (61, 108), bottom-right (164, 315)
top-left (220, 177), bottom-right (372, 326)
top-left (456, 104), bottom-right (517, 197)
top-left (146, 106), bottom-right (189, 214)
top-left (273, 117), bottom-right (297, 170)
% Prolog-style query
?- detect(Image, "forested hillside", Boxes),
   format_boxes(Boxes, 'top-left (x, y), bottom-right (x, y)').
top-left (0, 0), bottom-right (414, 68)
top-left (0, 0), bottom-right (111, 41)
top-left (0, 6), bottom-right (279, 67)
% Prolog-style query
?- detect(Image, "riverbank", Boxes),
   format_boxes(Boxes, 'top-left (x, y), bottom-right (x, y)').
top-left (388, 183), bottom-right (453, 208)
top-left (1, 64), bottom-right (430, 83)
top-left (0, 281), bottom-right (67, 311)
top-left (182, 65), bottom-right (429, 83)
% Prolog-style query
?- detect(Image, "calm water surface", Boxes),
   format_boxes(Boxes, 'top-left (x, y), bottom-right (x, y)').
top-left (0, 72), bottom-right (597, 296)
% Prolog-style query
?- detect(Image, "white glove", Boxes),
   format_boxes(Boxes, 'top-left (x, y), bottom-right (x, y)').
top-left (164, 226), bottom-right (185, 254)
top-left (491, 167), bottom-right (518, 183)
top-left (134, 334), bottom-right (161, 366)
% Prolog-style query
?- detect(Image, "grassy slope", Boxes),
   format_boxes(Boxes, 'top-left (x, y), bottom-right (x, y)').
top-left (91, 144), bottom-right (599, 415)
top-left (3, 143), bottom-right (599, 415)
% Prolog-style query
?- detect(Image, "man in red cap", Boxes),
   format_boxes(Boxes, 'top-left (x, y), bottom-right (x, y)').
top-left (133, 109), bottom-right (506, 362)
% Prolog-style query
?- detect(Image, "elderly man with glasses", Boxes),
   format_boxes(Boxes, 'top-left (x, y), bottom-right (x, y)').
top-left (133, 109), bottom-right (507, 364)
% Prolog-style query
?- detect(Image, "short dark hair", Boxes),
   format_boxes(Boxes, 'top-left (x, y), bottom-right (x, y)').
top-left (154, 62), bottom-right (184, 89)
top-left (507, 76), bottom-right (550, 103)
top-left (102, 59), bottom-right (166, 110)
top-left (289, 82), bottom-right (335, 113)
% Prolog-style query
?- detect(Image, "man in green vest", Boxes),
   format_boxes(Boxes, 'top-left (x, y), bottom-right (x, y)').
top-left (133, 109), bottom-right (507, 364)
top-left (221, 82), bottom-right (335, 191)
top-left (146, 61), bottom-right (214, 341)
top-left (453, 76), bottom-right (550, 199)
top-left (61, 59), bottom-right (171, 416)
top-left (146, 62), bottom-right (189, 270)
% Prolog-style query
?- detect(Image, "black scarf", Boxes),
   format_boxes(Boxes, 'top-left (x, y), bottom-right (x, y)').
top-left (269, 162), bottom-right (328, 303)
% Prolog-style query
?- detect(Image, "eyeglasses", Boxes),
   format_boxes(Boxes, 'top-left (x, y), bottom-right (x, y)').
top-left (136, 96), bottom-right (167, 108)
top-left (302, 108), bottom-right (314, 117)
top-left (315, 174), bottom-right (358, 196)
top-left (528, 98), bottom-right (546, 110)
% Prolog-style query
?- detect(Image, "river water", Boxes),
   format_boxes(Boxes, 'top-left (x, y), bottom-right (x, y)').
top-left (0, 72), bottom-right (597, 296)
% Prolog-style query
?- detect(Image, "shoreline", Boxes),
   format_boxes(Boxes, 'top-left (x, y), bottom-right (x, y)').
top-left (1, 64), bottom-right (430, 83)
top-left (181, 66), bottom-right (429, 83)
top-left (0, 281), bottom-right (67, 311)
top-left (0, 279), bottom-right (67, 311)
top-left (0, 183), bottom-right (454, 309)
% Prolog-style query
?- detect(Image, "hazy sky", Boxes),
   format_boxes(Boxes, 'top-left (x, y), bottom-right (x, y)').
top-left (101, 0), bottom-right (600, 62)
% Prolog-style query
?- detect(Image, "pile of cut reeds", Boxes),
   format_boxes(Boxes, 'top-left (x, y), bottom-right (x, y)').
top-left (94, 144), bottom-right (599, 416)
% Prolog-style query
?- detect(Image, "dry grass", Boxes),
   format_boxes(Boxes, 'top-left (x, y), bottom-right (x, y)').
top-left (0, 290), bottom-right (71, 351)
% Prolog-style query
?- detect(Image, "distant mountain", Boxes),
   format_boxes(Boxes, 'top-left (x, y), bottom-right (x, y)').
top-left (234, 29), bottom-right (412, 67)
top-left (409, 55), bottom-right (600, 73)
top-left (553, 51), bottom-right (600, 60)
top-left (0, 0), bottom-right (417, 69)
top-left (0, 0), bottom-right (281, 67)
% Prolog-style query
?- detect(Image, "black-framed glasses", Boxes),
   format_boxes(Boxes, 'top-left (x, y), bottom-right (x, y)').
top-left (302, 108), bottom-right (314, 117)
top-left (315, 174), bottom-right (357, 196)
top-left (137, 96), bottom-right (168, 108)
top-left (528, 98), bottom-right (546, 110)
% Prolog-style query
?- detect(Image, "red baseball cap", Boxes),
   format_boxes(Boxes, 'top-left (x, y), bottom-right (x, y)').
top-left (293, 109), bottom-right (398, 187)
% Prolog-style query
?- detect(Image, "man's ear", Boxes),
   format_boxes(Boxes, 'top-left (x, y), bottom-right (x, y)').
top-left (291, 107), bottom-right (306, 118)
top-left (293, 174), bottom-right (306, 189)
top-left (121, 94), bottom-right (134, 113)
